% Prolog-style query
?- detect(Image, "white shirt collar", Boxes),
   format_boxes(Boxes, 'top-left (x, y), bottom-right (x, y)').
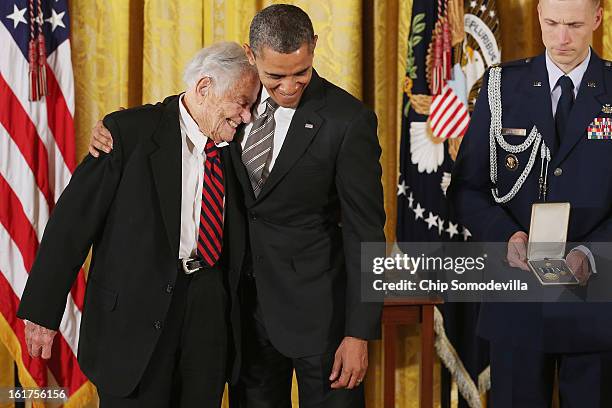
top-left (179, 94), bottom-right (208, 155)
top-left (256, 86), bottom-right (272, 116)
top-left (546, 47), bottom-right (591, 94)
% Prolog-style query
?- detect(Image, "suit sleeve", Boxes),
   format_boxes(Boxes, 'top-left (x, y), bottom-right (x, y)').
top-left (447, 70), bottom-right (523, 242)
top-left (580, 215), bottom-right (612, 242)
top-left (572, 215), bottom-right (612, 275)
top-left (335, 107), bottom-right (386, 340)
top-left (17, 116), bottom-right (124, 330)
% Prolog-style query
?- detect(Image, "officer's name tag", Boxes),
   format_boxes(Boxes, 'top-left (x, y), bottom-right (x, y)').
top-left (501, 127), bottom-right (527, 137)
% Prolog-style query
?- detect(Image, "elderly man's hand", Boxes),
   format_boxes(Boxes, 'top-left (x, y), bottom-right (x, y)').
top-left (507, 231), bottom-right (530, 271)
top-left (567, 250), bottom-right (591, 285)
top-left (24, 321), bottom-right (57, 359)
top-left (329, 336), bottom-right (368, 389)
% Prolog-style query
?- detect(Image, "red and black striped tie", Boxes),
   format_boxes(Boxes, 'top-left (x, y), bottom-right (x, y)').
top-left (197, 139), bottom-right (224, 266)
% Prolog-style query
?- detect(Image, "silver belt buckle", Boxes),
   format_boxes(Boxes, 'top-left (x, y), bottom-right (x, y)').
top-left (181, 258), bottom-right (199, 275)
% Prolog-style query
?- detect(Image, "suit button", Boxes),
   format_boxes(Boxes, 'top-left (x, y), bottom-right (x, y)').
top-left (153, 320), bottom-right (162, 330)
top-left (250, 212), bottom-right (257, 221)
top-left (165, 284), bottom-right (174, 294)
top-left (554, 168), bottom-right (563, 177)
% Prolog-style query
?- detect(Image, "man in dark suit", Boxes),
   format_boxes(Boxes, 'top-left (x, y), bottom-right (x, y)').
top-left (229, 5), bottom-right (385, 407)
top-left (449, 0), bottom-right (612, 406)
top-left (90, 4), bottom-right (385, 407)
top-left (17, 42), bottom-right (260, 407)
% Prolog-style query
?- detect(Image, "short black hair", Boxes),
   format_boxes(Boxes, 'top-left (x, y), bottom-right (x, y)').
top-left (539, 0), bottom-right (601, 7)
top-left (249, 4), bottom-right (315, 56)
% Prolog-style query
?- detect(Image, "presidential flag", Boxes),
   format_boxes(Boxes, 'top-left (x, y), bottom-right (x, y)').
top-left (397, 0), bottom-right (501, 406)
top-left (1, 0), bottom-right (95, 405)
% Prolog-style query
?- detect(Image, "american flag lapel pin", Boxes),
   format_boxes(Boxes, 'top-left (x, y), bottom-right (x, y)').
top-left (305, 123), bottom-right (314, 129)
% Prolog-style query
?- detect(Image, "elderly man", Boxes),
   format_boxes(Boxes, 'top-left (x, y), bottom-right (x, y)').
top-left (17, 42), bottom-right (260, 407)
top-left (449, 0), bottom-right (612, 406)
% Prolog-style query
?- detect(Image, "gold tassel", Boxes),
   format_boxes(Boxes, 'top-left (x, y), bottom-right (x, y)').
top-left (28, 38), bottom-right (39, 101)
top-left (37, 33), bottom-right (47, 97)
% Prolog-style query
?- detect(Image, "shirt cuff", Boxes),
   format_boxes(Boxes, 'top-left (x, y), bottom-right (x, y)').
top-left (571, 245), bottom-right (597, 274)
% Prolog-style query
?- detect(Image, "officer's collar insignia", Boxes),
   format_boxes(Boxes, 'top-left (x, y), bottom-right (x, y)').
top-left (602, 104), bottom-right (612, 114)
top-left (587, 81), bottom-right (597, 88)
top-left (532, 81), bottom-right (542, 87)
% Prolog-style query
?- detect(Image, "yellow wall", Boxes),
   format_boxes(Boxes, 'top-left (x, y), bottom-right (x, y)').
top-left (53, 1), bottom-right (612, 406)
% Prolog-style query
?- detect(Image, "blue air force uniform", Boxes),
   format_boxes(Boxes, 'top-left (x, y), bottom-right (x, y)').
top-left (448, 49), bottom-right (612, 407)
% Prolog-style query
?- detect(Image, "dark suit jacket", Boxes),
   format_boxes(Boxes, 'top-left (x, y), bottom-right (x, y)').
top-left (448, 51), bottom-right (612, 352)
top-left (17, 96), bottom-right (245, 396)
top-left (229, 71), bottom-right (386, 364)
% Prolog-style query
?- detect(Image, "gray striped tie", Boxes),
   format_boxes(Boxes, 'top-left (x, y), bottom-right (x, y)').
top-left (242, 98), bottom-right (278, 196)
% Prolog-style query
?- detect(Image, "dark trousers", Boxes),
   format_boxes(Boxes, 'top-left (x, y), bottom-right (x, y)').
top-left (98, 266), bottom-right (228, 408)
top-left (229, 277), bottom-right (364, 408)
top-left (490, 342), bottom-right (612, 408)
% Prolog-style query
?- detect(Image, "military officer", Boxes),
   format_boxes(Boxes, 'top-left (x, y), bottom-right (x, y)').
top-left (449, 0), bottom-right (612, 406)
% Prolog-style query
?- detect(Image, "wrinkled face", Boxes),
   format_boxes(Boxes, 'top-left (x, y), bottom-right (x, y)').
top-left (245, 40), bottom-right (317, 108)
top-left (196, 71), bottom-right (260, 143)
top-left (538, 0), bottom-right (602, 70)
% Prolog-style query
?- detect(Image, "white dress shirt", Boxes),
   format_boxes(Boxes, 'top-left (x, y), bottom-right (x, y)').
top-left (178, 94), bottom-right (220, 259)
top-left (240, 87), bottom-right (296, 172)
top-left (546, 47), bottom-right (591, 116)
top-left (545, 48), bottom-right (597, 274)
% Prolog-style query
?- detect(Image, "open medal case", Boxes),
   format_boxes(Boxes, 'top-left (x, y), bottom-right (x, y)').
top-left (527, 202), bottom-right (579, 285)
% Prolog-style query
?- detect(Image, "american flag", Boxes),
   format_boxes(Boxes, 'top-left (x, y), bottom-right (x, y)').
top-left (399, 0), bottom-right (500, 406)
top-left (1, 0), bottom-right (94, 404)
top-left (429, 83), bottom-right (470, 140)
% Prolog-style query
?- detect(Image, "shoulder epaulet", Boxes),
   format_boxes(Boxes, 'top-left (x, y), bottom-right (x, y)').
top-left (495, 57), bottom-right (534, 69)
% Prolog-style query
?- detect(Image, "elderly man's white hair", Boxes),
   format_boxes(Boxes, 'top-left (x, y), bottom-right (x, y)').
top-left (183, 42), bottom-right (256, 95)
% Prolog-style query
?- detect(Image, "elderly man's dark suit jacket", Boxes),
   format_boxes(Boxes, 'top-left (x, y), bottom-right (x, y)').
top-left (17, 96), bottom-right (246, 396)
top-left (227, 70), bottom-right (386, 378)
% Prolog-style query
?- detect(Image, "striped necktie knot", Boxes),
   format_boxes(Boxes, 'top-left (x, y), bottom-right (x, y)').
top-left (205, 139), bottom-right (219, 158)
top-left (263, 99), bottom-right (278, 116)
